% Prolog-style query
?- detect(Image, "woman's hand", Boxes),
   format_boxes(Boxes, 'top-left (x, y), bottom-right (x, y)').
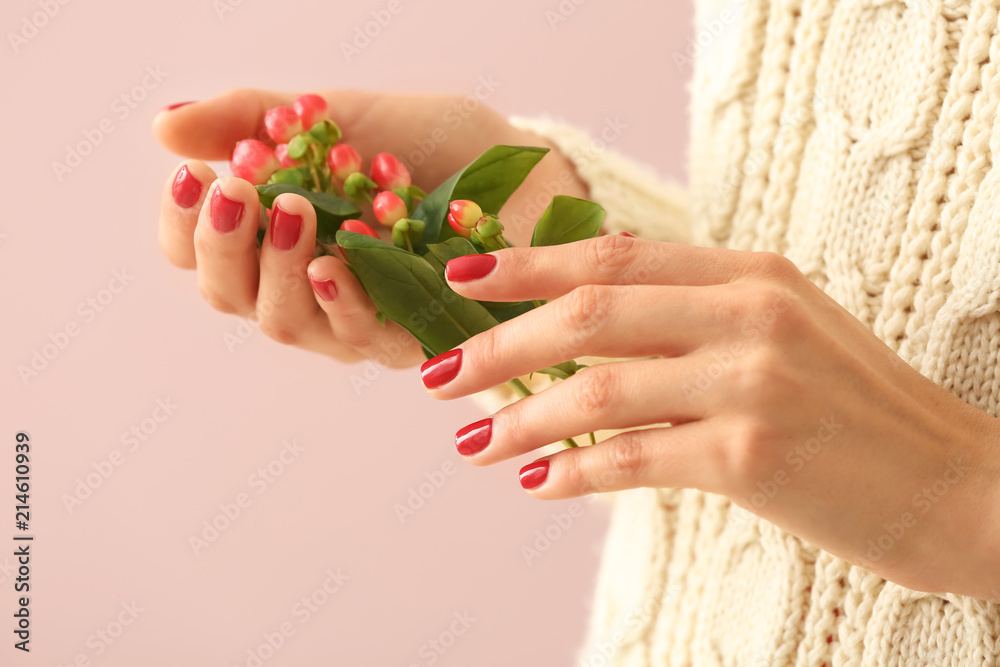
top-left (421, 234), bottom-right (1000, 602)
top-left (155, 88), bottom-right (587, 366)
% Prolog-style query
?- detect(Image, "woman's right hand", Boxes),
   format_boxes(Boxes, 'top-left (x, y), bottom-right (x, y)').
top-left (154, 88), bottom-right (587, 367)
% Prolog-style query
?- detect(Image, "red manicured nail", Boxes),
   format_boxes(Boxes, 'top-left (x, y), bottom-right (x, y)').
top-left (310, 277), bottom-right (337, 302)
top-left (519, 460), bottom-right (549, 490)
top-left (163, 101), bottom-right (195, 112)
top-left (456, 418), bottom-right (492, 456)
top-left (445, 254), bottom-right (497, 282)
top-left (171, 165), bottom-right (202, 209)
top-left (210, 187), bottom-right (244, 233)
top-left (270, 204), bottom-right (302, 250)
top-left (420, 349), bottom-right (462, 389)
top-left (619, 231), bottom-right (637, 238)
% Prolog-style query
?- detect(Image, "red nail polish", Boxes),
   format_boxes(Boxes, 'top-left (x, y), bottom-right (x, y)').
top-left (519, 460), bottom-right (549, 490)
top-left (310, 277), bottom-right (337, 302)
top-left (270, 205), bottom-right (302, 250)
top-left (445, 254), bottom-right (497, 282)
top-left (420, 349), bottom-right (462, 389)
top-left (163, 101), bottom-right (195, 112)
top-left (456, 418), bottom-right (492, 456)
top-left (619, 231), bottom-right (637, 238)
top-left (210, 187), bottom-right (244, 233)
top-left (171, 165), bottom-right (202, 209)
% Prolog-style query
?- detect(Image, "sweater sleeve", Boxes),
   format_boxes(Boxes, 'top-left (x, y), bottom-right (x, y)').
top-left (508, 114), bottom-right (692, 243)
top-left (469, 115), bottom-right (692, 428)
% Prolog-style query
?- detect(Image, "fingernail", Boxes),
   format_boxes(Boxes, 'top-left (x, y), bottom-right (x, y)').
top-left (420, 349), bottom-right (462, 390)
top-left (270, 204), bottom-right (302, 250)
top-left (162, 101), bottom-right (195, 112)
top-left (171, 165), bottom-right (202, 209)
top-left (210, 186), bottom-right (244, 233)
top-left (310, 277), bottom-right (337, 302)
top-left (619, 231), bottom-right (637, 238)
top-left (445, 254), bottom-right (497, 282)
top-left (456, 418), bottom-right (492, 456)
top-left (519, 460), bottom-right (549, 490)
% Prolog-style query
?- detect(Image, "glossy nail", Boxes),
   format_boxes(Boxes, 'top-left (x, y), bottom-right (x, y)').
top-left (171, 165), bottom-right (202, 209)
top-left (619, 231), bottom-right (637, 238)
top-left (163, 101), bottom-right (195, 112)
top-left (310, 277), bottom-right (337, 302)
top-left (445, 254), bottom-right (497, 282)
top-left (519, 460), bottom-right (550, 490)
top-left (210, 187), bottom-right (244, 233)
top-left (420, 349), bottom-right (462, 389)
top-left (270, 204), bottom-right (302, 250)
top-left (456, 418), bottom-right (492, 456)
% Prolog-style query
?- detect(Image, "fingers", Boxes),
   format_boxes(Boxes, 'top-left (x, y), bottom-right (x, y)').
top-left (255, 193), bottom-right (325, 346)
top-left (152, 88), bottom-right (382, 161)
top-left (444, 235), bottom-right (792, 303)
top-left (307, 256), bottom-right (425, 368)
top-left (422, 284), bottom-right (721, 398)
top-left (456, 358), bottom-right (710, 465)
top-left (153, 89), bottom-right (294, 160)
top-left (160, 160), bottom-right (216, 269)
top-left (193, 177), bottom-right (262, 316)
top-left (516, 422), bottom-right (717, 499)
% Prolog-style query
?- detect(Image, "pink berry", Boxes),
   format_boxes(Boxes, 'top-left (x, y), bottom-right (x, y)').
top-left (373, 191), bottom-right (408, 227)
top-left (264, 106), bottom-right (303, 144)
top-left (341, 219), bottom-right (379, 239)
top-left (370, 153), bottom-right (411, 191)
top-left (230, 139), bottom-right (280, 185)
top-left (275, 143), bottom-right (302, 169)
top-left (447, 200), bottom-right (483, 238)
top-left (327, 144), bottom-right (362, 181)
top-left (294, 94), bottom-right (328, 130)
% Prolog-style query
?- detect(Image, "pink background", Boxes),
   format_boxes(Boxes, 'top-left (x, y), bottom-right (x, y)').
top-left (1, 0), bottom-right (692, 664)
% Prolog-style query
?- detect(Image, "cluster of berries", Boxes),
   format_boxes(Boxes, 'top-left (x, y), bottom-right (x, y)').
top-left (230, 94), bottom-right (503, 252)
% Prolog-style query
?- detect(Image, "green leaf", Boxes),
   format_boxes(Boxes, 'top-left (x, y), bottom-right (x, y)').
top-left (337, 231), bottom-right (500, 355)
top-left (530, 195), bottom-right (606, 247)
top-left (256, 184), bottom-right (360, 244)
top-left (410, 145), bottom-right (550, 252)
top-left (424, 238), bottom-right (535, 322)
top-left (482, 300), bottom-right (534, 322)
top-left (423, 237), bottom-right (479, 278)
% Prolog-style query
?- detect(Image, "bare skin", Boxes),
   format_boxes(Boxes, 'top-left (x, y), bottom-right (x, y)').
top-left (155, 88), bottom-right (588, 367)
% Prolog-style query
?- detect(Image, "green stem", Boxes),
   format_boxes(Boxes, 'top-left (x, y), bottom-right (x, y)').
top-left (506, 379), bottom-right (578, 448)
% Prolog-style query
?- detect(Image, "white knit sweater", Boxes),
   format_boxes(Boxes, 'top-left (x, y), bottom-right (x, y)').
top-left (489, 1), bottom-right (1000, 664)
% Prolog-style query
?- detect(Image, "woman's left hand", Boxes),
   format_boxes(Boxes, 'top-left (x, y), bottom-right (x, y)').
top-left (419, 234), bottom-right (1000, 601)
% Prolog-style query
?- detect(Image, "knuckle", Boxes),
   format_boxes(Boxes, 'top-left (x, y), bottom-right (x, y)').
top-left (257, 314), bottom-right (301, 346)
top-left (720, 416), bottom-right (778, 484)
top-left (587, 234), bottom-right (636, 277)
top-left (474, 327), bottom-right (507, 370)
top-left (198, 282), bottom-right (238, 315)
top-left (600, 433), bottom-right (645, 487)
top-left (730, 281), bottom-right (801, 343)
top-left (742, 251), bottom-right (799, 280)
top-left (572, 365), bottom-right (618, 417)
top-left (560, 285), bottom-right (613, 347)
top-left (340, 329), bottom-right (378, 351)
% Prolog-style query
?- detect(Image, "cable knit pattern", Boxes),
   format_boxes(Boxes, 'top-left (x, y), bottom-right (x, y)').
top-left (471, 1), bottom-right (1000, 665)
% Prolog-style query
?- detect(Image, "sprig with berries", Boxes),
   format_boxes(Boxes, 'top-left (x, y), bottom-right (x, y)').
top-left (230, 95), bottom-right (606, 447)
